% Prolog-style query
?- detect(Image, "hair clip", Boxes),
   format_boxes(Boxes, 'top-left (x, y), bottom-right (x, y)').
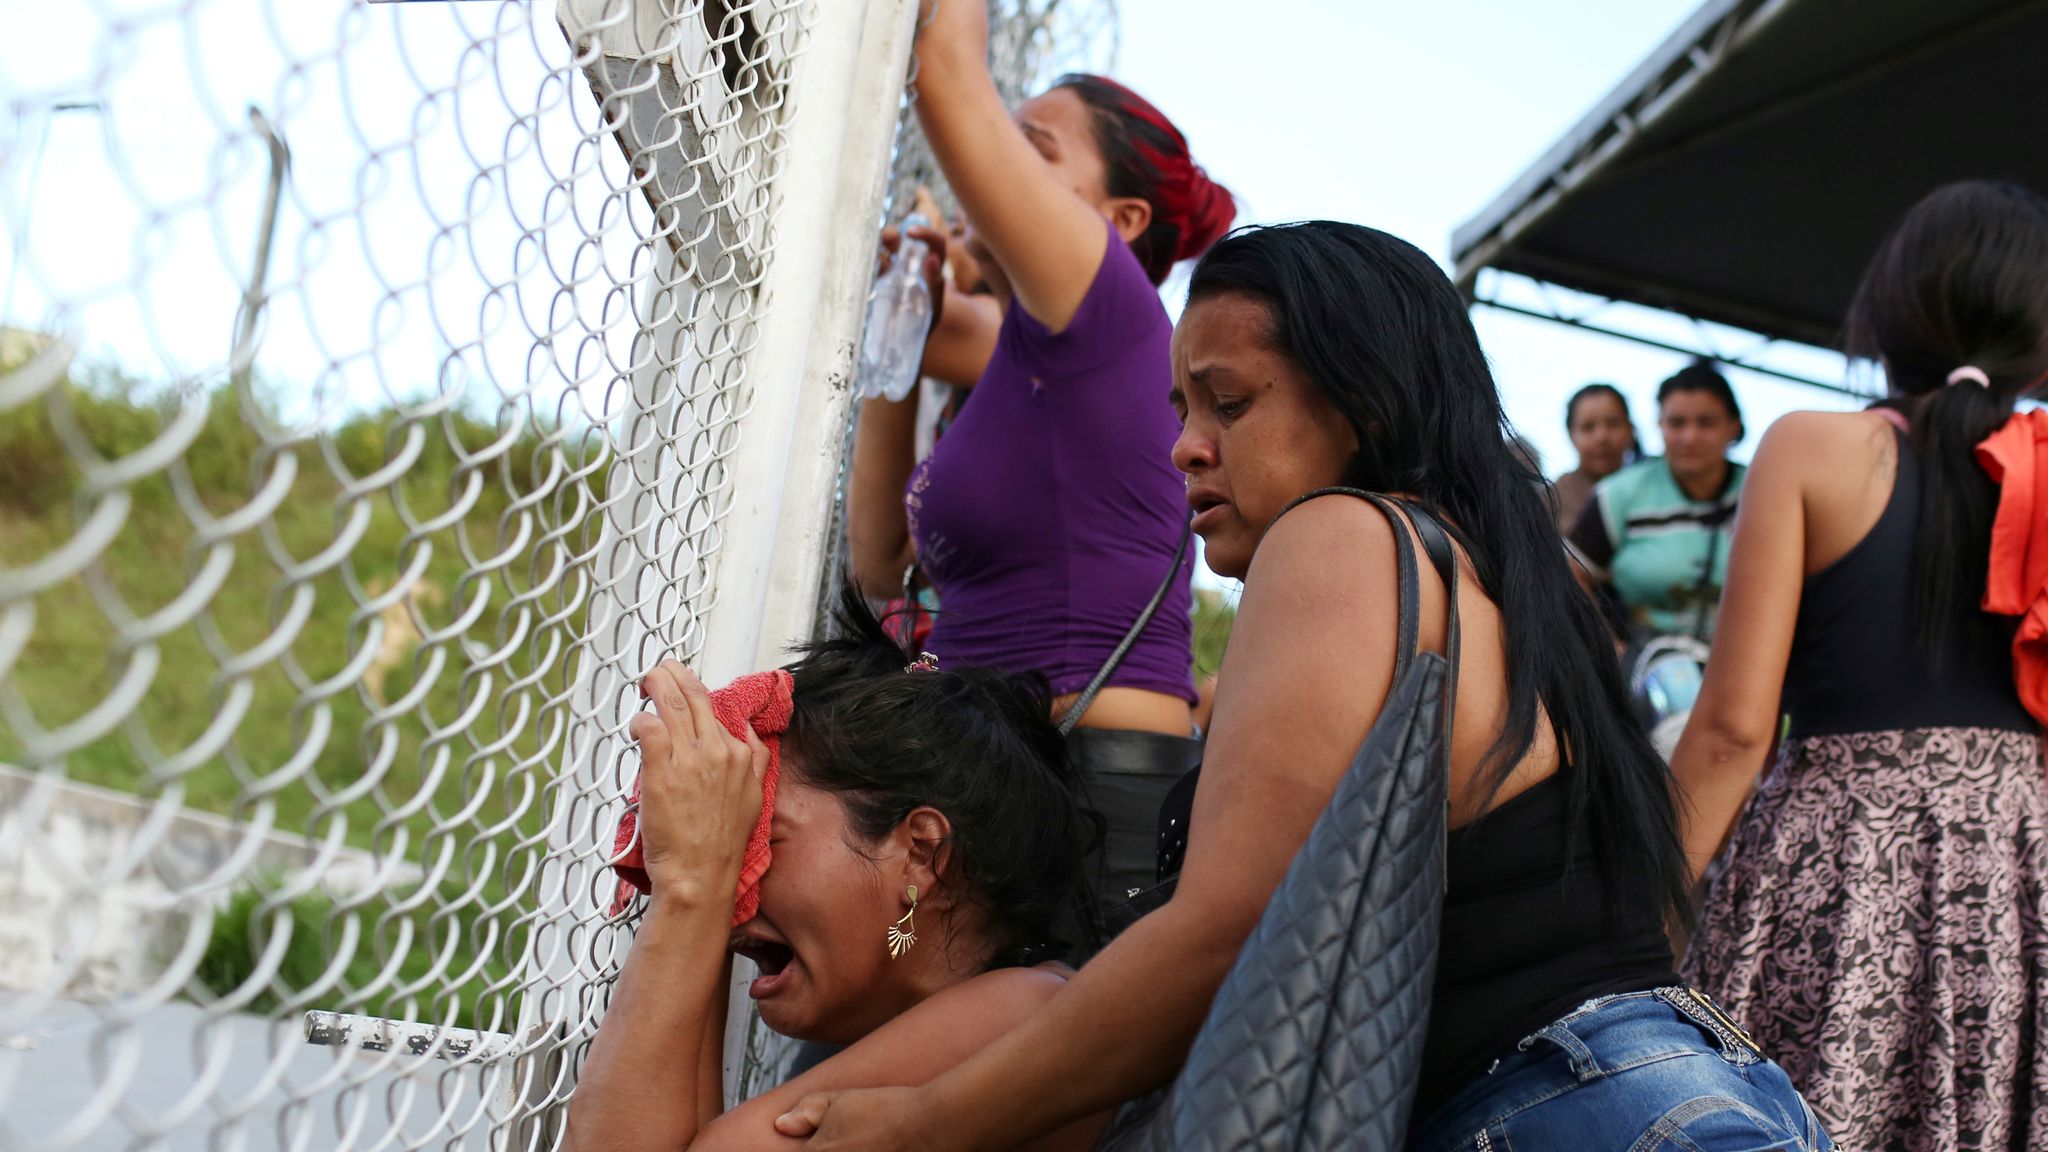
top-left (1947, 365), bottom-right (1992, 389)
top-left (906, 652), bottom-right (940, 673)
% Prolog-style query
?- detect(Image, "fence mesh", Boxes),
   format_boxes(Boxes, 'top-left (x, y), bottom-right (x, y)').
top-left (883, 0), bottom-right (1120, 219)
top-left (0, 0), bottom-right (836, 1146)
top-left (0, 0), bottom-right (1113, 1147)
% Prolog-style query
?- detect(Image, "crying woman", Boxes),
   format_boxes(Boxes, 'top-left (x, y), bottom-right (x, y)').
top-left (566, 594), bottom-right (1112, 1152)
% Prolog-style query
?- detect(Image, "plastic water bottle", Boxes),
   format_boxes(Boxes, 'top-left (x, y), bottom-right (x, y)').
top-left (860, 213), bottom-right (934, 403)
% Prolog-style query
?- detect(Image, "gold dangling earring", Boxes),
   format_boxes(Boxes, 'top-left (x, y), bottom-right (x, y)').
top-left (886, 884), bottom-right (918, 959)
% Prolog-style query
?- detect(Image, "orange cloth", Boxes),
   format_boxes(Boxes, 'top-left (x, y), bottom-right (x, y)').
top-left (1976, 410), bottom-right (2048, 727)
top-left (609, 668), bottom-right (795, 922)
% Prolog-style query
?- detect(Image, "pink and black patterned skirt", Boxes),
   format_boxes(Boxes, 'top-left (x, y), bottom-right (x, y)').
top-left (1683, 726), bottom-right (2048, 1151)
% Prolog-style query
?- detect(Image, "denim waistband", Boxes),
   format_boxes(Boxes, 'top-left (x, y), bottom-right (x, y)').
top-left (1518, 986), bottom-right (1761, 1072)
top-left (1411, 986), bottom-right (1829, 1152)
top-left (1416, 986), bottom-right (1764, 1138)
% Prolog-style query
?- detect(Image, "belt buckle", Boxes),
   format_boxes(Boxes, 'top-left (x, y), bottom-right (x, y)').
top-left (1682, 987), bottom-right (1759, 1056)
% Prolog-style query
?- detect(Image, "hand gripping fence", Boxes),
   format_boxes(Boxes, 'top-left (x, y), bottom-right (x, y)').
top-left (0, 0), bottom-right (1117, 1146)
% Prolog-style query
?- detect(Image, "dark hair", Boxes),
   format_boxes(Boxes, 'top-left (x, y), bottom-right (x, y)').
top-left (1054, 74), bottom-right (1235, 285)
top-left (780, 590), bottom-right (1098, 967)
top-left (1565, 382), bottom-right (1641, 463)
top-left (1565, 382), bottom-right (1626, 427)
top-left (1844, 180), bottom-right (2048, 668)
top-left (1186, 221), bottom-right (1691, 917)
top-left (1655, 360), bottom-right (1744, 442)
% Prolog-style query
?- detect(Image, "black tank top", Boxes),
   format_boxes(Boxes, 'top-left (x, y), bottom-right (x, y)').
top-left (1416, 776), bottom-right (1676, 1119)
top-left (1152, 569), bottom-right (1677, 1124)
top-left (1783, 429), bottom-right (2032, 738)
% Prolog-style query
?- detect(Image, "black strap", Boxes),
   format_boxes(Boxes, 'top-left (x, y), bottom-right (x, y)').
top-left (1688, 505), bottom-right (1734, 642)
top-left (1120, 489), bottom-right (1461, 915)
top-left (1058, 518), bottom-right (1195, 737)
top-left (1404, 503), bottom-right (1462, 766)
top-left (1275, 487), bottom-right (1462, 763)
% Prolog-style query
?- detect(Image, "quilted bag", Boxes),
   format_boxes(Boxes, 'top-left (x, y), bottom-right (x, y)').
top-left (1103, 491), bottom-right (1456, 1151)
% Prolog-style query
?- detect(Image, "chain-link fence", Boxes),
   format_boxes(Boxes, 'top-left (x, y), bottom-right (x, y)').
top-left (882, 0), bottom-right (1120, 223)
top-left (0, 0), bottom-right (918, 1146)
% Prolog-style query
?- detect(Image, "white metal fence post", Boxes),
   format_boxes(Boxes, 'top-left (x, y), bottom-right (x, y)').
top-left (689, 0), bottom-right (921, 1100)
top-left (507, 0), bottom-right (920, 1133)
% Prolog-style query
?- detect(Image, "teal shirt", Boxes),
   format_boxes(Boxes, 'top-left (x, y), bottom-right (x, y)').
top-left (1567, 457), bottom-right (1745, 638)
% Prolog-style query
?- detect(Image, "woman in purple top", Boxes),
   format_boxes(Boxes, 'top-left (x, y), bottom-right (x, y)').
top-left (846, 0), bottom-right (1233, 939)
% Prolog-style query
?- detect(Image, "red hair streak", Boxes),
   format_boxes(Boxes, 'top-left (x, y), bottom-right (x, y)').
top-left (1055, 74), bottom-right (1235, 285)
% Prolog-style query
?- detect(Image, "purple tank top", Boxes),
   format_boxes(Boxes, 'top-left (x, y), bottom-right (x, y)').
top-left (906, 223), bottom-right (1195, 703)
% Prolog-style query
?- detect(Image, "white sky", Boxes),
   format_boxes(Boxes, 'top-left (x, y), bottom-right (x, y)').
top-left (3, 0), bottom-right (1868, 584)
top-left (1114, 0), bottom-right (1862, 476)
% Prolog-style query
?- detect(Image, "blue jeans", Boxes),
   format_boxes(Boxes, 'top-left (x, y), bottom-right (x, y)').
top-left (1409, 988), bottom-right (1832, 1152)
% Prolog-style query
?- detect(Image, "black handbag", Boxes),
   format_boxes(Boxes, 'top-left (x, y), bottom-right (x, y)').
top-left (1102, 490), bottom-right (1456, 1152)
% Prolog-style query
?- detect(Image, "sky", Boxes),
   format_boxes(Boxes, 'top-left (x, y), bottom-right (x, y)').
top-left (1, 0), bottom-right (1868, 580)
top-left (1112, 0), bottom-right (1862, 476)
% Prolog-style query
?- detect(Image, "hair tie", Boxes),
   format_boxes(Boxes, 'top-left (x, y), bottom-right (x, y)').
top-left (905, 652), bottom-right (939, 673)
top-left (1948, 365), bottom-right (1992, 388)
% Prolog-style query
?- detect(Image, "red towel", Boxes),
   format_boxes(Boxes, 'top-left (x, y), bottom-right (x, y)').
top-left (1977, 411), bottom-right (2048, 727)
top-left (609, 668), bottom-right (795, 922)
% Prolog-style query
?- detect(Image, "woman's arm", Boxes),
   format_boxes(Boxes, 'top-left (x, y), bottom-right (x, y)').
top-left (847, 392), bottom-right (921, 597)
top-left (777, 499), bottom-right (1413, 1151)
top-left (922, 288), bottom-right (1000, 388)
top-left (570, 900), bottom-right (736, 1151)
top-left (847, 222), bottom-right (962, 595)
top-left (911, 0), bottom-right (1111, 333)
top-left (692, 968), bottom-right (1105, 1152)
top-left (1667, 420), bottom-right (1810, 881)
top-left (567, 664), bottom-right (766, 1151)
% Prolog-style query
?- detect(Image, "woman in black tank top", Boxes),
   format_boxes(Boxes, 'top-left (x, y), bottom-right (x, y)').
top-left (1673, 181), bottom-right (2048, 1152)
top-left (778, 222), bottom-right (1830, 1152)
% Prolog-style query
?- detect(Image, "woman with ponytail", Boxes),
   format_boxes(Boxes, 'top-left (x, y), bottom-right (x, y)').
top-left (1674, 180), bottom-right (2048, 1150)
top-left (846, 0), bottom-right (1234, 932)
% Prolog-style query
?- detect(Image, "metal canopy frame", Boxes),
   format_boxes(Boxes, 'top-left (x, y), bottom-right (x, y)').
top-left (1455, 0), bottom-right (1785, 299)
top-left (1469, 270), bottom-right (1873, 400)
top-left (1452, 0), bottom-right (2048, 400)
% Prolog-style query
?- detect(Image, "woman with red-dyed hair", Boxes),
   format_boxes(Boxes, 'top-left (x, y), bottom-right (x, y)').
top-left (847, 0), bottom-right (1234, 931)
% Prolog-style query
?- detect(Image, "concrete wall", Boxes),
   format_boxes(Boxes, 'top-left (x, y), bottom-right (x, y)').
top-left (0, 765), bottom-right (418, 1002)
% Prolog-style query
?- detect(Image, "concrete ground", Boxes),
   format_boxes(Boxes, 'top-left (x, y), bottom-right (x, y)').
top-left (0, 993), bottom-right (519, 1150)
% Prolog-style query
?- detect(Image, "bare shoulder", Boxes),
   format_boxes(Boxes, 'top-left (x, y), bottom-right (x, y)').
top-left (694, 967), bottom-right (1075, 1150)
top-left (1240, 492), bottom-right (1401, 603)
top-left (920, 964), bottom-right (1069, 1012)
top-left (1753, 409), bottom-right (1898, 491)
top-left (1758, 408), bottom-right (1895, 461)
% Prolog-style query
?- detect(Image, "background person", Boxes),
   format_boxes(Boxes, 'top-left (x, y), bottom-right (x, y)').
top-left (568, 595), bottom-right (1110, 1152)
top-left (777, 221), bottom-right (1827, 1152)
top-left (1674, 180), bottom-right (2048, 1151)
top-left (843, 0), bottom-right (1234, 930)
top-left (1568, 361), bottom-right (1746, 643)
top-left (1552, 382), bottom-right (1640, 533)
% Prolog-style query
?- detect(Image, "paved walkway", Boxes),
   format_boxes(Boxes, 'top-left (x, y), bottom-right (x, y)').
top-left (0, 993), bottom-right (511, 1150)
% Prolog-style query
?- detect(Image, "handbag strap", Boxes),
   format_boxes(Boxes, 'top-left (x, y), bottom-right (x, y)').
top-left (1403, 502), bottom-right (1462, 758)
top-left (1058, 518), bottom-right (1195, 736)
top-left (1276, 487), bottom-right (1462, 761)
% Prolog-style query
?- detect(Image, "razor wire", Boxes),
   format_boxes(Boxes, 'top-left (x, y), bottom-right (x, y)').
top-left (0, 0), bottom-right (874, 1147)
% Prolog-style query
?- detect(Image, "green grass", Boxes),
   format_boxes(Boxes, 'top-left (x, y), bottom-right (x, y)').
top-left (1, 357), bottom-right (608, 1019)
top-left (191, 884), bottom-right (516, 1032)
top-left (1192, 587), bottom-right (1235, 682)
top-left (1, 366), bottom-right (596, 828)
top-left (2, 352), bottom-right (1236, 1024)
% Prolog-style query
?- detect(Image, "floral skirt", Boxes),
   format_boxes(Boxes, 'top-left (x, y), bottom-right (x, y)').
top-left (1682, 726), bottom-right (2048, 1151)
